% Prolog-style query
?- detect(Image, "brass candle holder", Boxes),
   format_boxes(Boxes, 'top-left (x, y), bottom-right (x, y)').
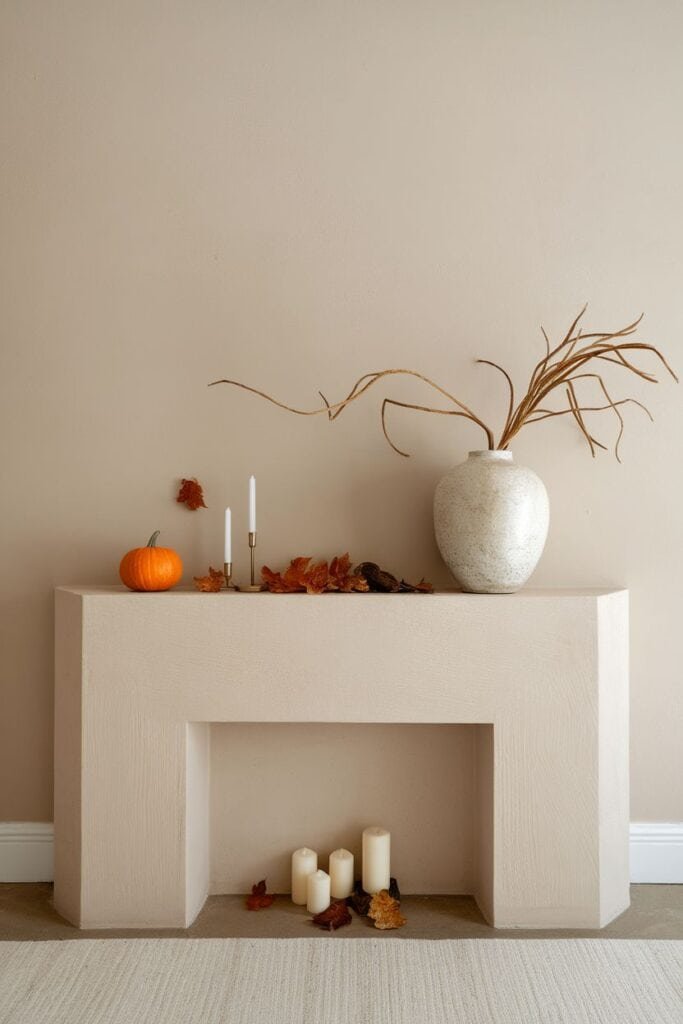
top-left (243, 531), bottom-right (263, 592)
top-left (223, 561), bottom-right (239, 591)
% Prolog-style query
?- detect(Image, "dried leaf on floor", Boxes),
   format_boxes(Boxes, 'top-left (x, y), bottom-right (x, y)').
top-left (368, 890), bottom-right (407, 930)
top-left (312, 900), bottom-right (352, 931)
top-left (246, 880), bottom-right (275, 911)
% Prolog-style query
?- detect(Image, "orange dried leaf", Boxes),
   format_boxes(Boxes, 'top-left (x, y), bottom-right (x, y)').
top-left (282, 556), bottom-right (312, 591)
top-left (246, 879), bottom-right (275, 911)
top-left (193, 566), bottom-right (224, 592)
top-left (312, 900), bottom-right (352, 931)
top-left (368, 890), bottom-right (407, 930)
top-left (177, 478), bottom-right (207, 510)
top-left (329, 552), bottom-right (370, 593)
top-left (340, 573), bottom-right (370, 593)
top-left (261, 566), bottom-right (289, 593)
top-left (303, 560), bottom-right (329, 594)
top-left (329, 553), bottom-right (351, 583)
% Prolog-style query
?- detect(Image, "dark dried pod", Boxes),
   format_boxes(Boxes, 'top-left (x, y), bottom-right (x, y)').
top-left (347, 880), bottom-right (372, 916)
top-left (354, 562), bottom-right (400, 593)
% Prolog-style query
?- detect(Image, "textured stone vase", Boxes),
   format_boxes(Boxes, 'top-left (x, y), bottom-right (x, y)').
top-left (433, 450), bottom-right (549, 594)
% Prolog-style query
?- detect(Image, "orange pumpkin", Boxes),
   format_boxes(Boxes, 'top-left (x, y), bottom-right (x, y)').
top-left (119, 531), bottom-right (183, 592)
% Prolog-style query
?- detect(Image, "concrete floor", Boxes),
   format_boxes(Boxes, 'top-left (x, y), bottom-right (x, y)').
top-left (1, 885), bottom-right (682, 941)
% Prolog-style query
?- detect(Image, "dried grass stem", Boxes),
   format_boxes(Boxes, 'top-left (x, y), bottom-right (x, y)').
top-left (210, 308), bottom-right (677, 461)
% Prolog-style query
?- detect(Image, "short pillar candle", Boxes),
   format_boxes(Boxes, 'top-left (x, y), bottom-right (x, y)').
top-left (306, 869), bottom-right (331, 914)
top-left (362, 826), bottom-right (391, 894)
top-left (329, 848), bottom-right (354, 899)
top-left (291, 847), bottom-right (317, 905)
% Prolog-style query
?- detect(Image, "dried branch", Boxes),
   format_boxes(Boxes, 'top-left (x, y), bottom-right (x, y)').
top-left (476, 359), bottom-right (515, 439)
top-left (210, 308), bottom-right (676, 461)
top-left (381, 398), bottom-right (476, 457)
top-left (210, 368), bottom-right (495, 449)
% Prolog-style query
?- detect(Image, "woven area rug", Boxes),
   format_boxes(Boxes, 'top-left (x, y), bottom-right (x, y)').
top-left (1, 938), bottom-right (681, 1023)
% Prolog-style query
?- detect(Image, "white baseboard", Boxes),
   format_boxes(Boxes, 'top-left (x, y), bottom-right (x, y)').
top-left (1, 822), bottom-right (681, 884)
top-left (0, 823), bottom-right (54, 882)
top-left (630, 823), bottom-right (683, 883)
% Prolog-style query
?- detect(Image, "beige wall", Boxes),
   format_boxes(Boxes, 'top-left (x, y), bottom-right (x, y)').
top-left (1, 0), bottom-right (681, 824)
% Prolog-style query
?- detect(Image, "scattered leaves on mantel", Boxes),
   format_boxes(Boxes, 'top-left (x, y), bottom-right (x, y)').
top-left (312, 900), bottom-right (352, 931)
top-left (177, 478), bottom-right (207, 510)
top-left (246, 880), bottom-right (275, 911)
top-left (260, 554), bottom-right (431, 595)
top-left (193, 567), bottom-right (224, 592)
top-left (368, 890), bottom-right (407, 930)
top-left (261, 553), bottom-right (369, 595)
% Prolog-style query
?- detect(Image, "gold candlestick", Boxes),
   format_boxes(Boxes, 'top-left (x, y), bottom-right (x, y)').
top-left (223, 561), bottom-right (239, 591)
top-left (243, 531), bottom-right (262, 592)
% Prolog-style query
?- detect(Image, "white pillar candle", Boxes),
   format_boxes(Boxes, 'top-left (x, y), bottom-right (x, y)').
top-left (362, 826), bottom-right (391, 894)
top-left (224, 507), bottom-right (231, 563)
top-left (248, 475), bottom-right (256, 532)
top-left (306, 869), bottom-right (331, 914)
top-left (329, 848), bottom-right (354, 899)
top-left (291, 847), bottom-right (317, 905)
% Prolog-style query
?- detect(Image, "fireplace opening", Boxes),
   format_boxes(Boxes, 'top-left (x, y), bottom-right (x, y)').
top-left (208, 723), bottom-right (493, 897)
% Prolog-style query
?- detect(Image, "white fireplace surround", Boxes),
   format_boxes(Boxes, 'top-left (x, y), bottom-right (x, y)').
top-left (54, 586), bottom-right (629, 930)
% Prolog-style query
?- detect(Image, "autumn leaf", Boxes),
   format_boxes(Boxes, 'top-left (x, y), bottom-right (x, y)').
top-left (329, 553), bottom-right (370, 593)
top-left (329, 553), bottom-right (351, 583)
top-left (193, 566), bottom-right (224, 592)
top-left (261, 566), bottom-right (288, 593)
top-left (368, 890), bottom-right (407, 930)
top-left (177, 478), bottom-right (207, 510)
top-left (303, 560), bottom-right (329, 594)
top-left (246, 879), bottom-right (275, 911)
top-left (282, 556), bottom-right (312, 591)
top-left (312, 900), bottom-right (352, 931)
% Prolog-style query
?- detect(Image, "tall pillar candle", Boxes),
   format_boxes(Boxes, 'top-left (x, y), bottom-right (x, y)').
top-left (306, 869), bottom-right (331, 914)
top-left (329, 848), bottom-right (354, 899)
top-left (291, 847), bottom-right (317, 905)
top-left (362, 826), bottom-right (391, 894)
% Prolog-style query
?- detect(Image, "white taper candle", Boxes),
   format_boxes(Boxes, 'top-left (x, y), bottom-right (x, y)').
top-left (224, 507), bottom-right (231, 563)
top-left (248, 475), bottom-right (256, 532)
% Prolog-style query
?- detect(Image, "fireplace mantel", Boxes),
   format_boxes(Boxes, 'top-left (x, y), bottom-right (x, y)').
top-left (54, 586), bottom-right (629, 929)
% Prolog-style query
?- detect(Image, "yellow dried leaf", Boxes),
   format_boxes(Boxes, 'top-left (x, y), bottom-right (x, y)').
top-left (368, 890), bottom-right (407, 930)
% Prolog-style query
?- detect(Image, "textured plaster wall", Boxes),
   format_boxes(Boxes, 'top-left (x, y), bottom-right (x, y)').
top-left (1, 0), bottom-right (681, 823)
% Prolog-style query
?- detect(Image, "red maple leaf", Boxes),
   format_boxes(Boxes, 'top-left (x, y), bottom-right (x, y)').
top-left (246, 879), bottom-right (275, 911)
top-left (177, 478), bottom-right (207, 510)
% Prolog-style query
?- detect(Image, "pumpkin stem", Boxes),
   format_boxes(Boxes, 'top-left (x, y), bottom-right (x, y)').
top-left (146, 530), bottom-right (161, 548)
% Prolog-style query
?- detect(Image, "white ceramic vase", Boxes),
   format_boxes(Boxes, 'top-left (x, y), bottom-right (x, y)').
top-left (433, 450), bottom-right (549, 594)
